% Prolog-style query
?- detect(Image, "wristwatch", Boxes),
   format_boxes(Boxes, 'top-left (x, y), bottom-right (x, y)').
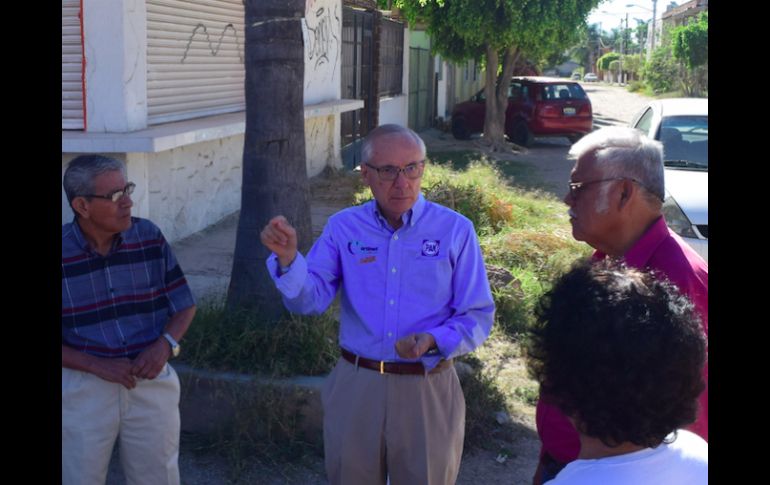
top-left (163, 332), bottom-right (181, 358)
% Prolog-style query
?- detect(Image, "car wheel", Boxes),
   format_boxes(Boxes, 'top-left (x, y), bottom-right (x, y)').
top-left (509, 120), bottom-right (533, 147)
top-left (452, 118), bottom-right (471, 140)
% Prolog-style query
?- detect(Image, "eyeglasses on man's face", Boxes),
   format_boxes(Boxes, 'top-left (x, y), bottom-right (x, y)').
top-left (568, 177), bottom-right (662, 201)
top-left (365, 161), bottom-right (425, 181)
top-left (84, 182), bottom-right (136, 203)
top-left (567, 177), bottom-right (628, 197)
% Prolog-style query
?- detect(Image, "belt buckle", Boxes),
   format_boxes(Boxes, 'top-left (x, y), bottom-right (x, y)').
top-left (379, 361), bottom-right (385, 374)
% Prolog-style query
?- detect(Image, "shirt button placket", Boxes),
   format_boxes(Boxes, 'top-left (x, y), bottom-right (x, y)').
top-left (384, 230), bottom-right (402, 358)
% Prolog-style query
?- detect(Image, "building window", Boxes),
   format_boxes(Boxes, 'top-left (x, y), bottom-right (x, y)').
top-left (378, 17), bottom-right (404, 97)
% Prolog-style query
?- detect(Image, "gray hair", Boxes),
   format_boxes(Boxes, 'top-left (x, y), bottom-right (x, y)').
top-left (569, 127), bottom-right (664, 204)
top-left (361, 124), bottom-right (426, 164)
top-left (63, 155), bottom-right (126, 205)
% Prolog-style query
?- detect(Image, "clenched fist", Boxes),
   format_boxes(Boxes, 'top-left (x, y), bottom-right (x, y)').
top-left (260, 215), bottom-right (298, 268)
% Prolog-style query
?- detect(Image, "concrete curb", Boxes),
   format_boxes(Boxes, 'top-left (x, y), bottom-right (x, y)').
top-left (174, 363), bottom-right (326, 446)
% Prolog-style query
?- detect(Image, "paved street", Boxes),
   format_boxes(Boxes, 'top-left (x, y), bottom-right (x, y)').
top-left (509, 82), bottom-right (651, 199)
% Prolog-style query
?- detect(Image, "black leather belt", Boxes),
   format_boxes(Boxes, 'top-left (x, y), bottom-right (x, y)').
top-left (341, 348), bottom-right (452, 375)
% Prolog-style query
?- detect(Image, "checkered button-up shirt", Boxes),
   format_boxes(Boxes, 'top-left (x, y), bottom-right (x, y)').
top-left (62, 217), bottom-right (196, 358)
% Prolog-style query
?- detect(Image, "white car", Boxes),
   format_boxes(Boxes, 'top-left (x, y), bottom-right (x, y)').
top-left (583, 73), bottom-right (598, 82)
top-left (630, 98), bottom-right (708, 262)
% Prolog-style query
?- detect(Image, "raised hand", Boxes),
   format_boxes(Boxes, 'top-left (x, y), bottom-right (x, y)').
top-left (260, 215), bottom-right (298, 268)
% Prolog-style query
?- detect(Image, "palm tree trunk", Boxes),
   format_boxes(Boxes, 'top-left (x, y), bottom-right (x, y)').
top-left (227, 0), bottom-right (312, 318)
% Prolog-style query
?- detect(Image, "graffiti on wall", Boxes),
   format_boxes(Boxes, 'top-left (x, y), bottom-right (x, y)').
top-left (181, 23), bottom-right (244, 64)
top-left (303, 0), bottom-right (340, 92)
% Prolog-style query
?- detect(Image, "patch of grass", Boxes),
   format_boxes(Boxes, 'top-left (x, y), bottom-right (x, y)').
top-left (186, 382), bottom-right (322, 482)
top-left (427, 150), bottom-right (485, 171)
top-left (513, 386), bottom-right (539, 407)
top-left (469, 337), bottom-right (539, 422)
top-left (180, 302), bottom-right (339, 376)
top-left (457, 353), bottom-right (518, 450)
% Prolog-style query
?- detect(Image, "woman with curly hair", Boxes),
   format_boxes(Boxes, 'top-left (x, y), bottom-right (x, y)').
top-left (526, 260), bottom-right (707, 484)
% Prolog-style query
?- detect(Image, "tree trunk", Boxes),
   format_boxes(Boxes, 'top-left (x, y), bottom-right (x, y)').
top-left (226, 0), bottom-right (313, 318)
top-left (482, 46), bottom-right (519, 151)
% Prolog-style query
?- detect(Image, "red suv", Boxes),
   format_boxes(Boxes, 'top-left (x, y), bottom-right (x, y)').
top-left (451, 77), bottom-right (593, 146)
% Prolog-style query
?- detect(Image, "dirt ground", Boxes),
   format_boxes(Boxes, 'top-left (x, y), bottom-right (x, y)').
top-left (106, 83), bottom-right (650, 485)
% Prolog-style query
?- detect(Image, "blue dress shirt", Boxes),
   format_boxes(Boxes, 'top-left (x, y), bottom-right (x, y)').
top-left (267, 194), bottom-right (495, 370)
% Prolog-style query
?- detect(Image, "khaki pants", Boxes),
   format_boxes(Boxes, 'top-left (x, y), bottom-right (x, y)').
top-left (321, 358), bottom-right (466, 485)
top-left (62, 363), bottom-right (181, 485)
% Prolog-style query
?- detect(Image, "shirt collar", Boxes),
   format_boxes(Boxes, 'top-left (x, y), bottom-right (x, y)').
top-left (70, 217), bottom-right (126, 256)
top-left (593, 216), bottom-right (669, 267)
top-left (371, 193), bottom-right (426, 230)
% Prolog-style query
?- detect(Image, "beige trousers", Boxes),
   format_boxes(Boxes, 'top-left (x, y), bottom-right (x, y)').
top-left (62, 363), bottom-right (181, 485)
top-left (321, 358), bottom-right (466, 485)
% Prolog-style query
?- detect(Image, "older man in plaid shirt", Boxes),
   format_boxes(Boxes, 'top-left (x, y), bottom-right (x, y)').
top-left (61, 155), bottom-right (196, 485)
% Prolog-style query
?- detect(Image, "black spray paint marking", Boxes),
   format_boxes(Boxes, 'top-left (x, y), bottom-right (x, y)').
top-left (181, 23), bottom-right (244, 64)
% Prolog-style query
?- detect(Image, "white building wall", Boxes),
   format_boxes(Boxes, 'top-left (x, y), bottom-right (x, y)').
top-left (302, 0), bottom-right (343, 177)
top-left (144, 138), bottom-right (243, 241)
top-left (83, 0), bottom-right (147, 132)
top-left (305, 115), bottom-right (340, 177)
top-left (303, 0), bottom-right (341, 105)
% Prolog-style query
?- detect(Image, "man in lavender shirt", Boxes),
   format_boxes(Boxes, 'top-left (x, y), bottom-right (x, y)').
top-left (260, 124), bottom-right (495, 485)
top-left (532, 126), bottom-right (708, 484)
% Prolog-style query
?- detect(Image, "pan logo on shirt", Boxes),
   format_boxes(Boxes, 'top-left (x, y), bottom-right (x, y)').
top-left (348, 240), bottom-right (379, 256)
top-left (421, 239), bottom-right (440, 257)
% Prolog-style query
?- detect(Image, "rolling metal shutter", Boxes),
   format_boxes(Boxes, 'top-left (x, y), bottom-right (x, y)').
top-left (146, 0), bottom-right (245, 125)
top-left (62, 0), bottom-right (84, 130)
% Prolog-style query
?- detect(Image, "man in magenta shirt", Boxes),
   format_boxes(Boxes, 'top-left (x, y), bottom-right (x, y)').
top-left (533, 126), bottom-right (708, 484)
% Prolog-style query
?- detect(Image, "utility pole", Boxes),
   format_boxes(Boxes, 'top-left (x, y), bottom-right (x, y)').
top-left (618, 18), bottom-right (624, 85)
top-left (623, 13), bottom-right (628, 83)
top-left (650, 0), bottom-right (657, 61)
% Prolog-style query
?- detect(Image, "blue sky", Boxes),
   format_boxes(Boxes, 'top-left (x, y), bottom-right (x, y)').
top-left (587, 0), bottom-right (664, 34)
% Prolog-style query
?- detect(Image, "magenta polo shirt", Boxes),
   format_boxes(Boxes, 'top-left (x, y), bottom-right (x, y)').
top-left (536, 216), bottom-right (709, 464)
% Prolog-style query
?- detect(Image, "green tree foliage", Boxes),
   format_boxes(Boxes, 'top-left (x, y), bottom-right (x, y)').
top-left (596, 52), bottom-right (620, 71)
top-left (671, 12), bottom-right (708, 96)
top-left (633, 20), bottom-right (648, 54)
top-left (642, 44), bottom-right (678, 94)
top-left (622, 54), bottom-right (644, 81)
top-left (389, 0), bottom-right (600, 149)
top-left (671, 12), bottom-right (708, 69)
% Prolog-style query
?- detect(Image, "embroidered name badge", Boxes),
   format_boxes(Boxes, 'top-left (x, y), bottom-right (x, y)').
top-left (348, 240), bottom-right (379, 256)
top-left (421, 239), bottom-right (440, 257)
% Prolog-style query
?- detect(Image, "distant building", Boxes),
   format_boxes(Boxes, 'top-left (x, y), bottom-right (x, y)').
top-left (661, 0), bottom-right (708, 29)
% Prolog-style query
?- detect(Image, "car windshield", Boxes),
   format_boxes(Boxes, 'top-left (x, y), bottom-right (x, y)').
top-left (658, 115), bottom-right (708, 170)
top-left (541, 83), bottom-right (587, 100)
